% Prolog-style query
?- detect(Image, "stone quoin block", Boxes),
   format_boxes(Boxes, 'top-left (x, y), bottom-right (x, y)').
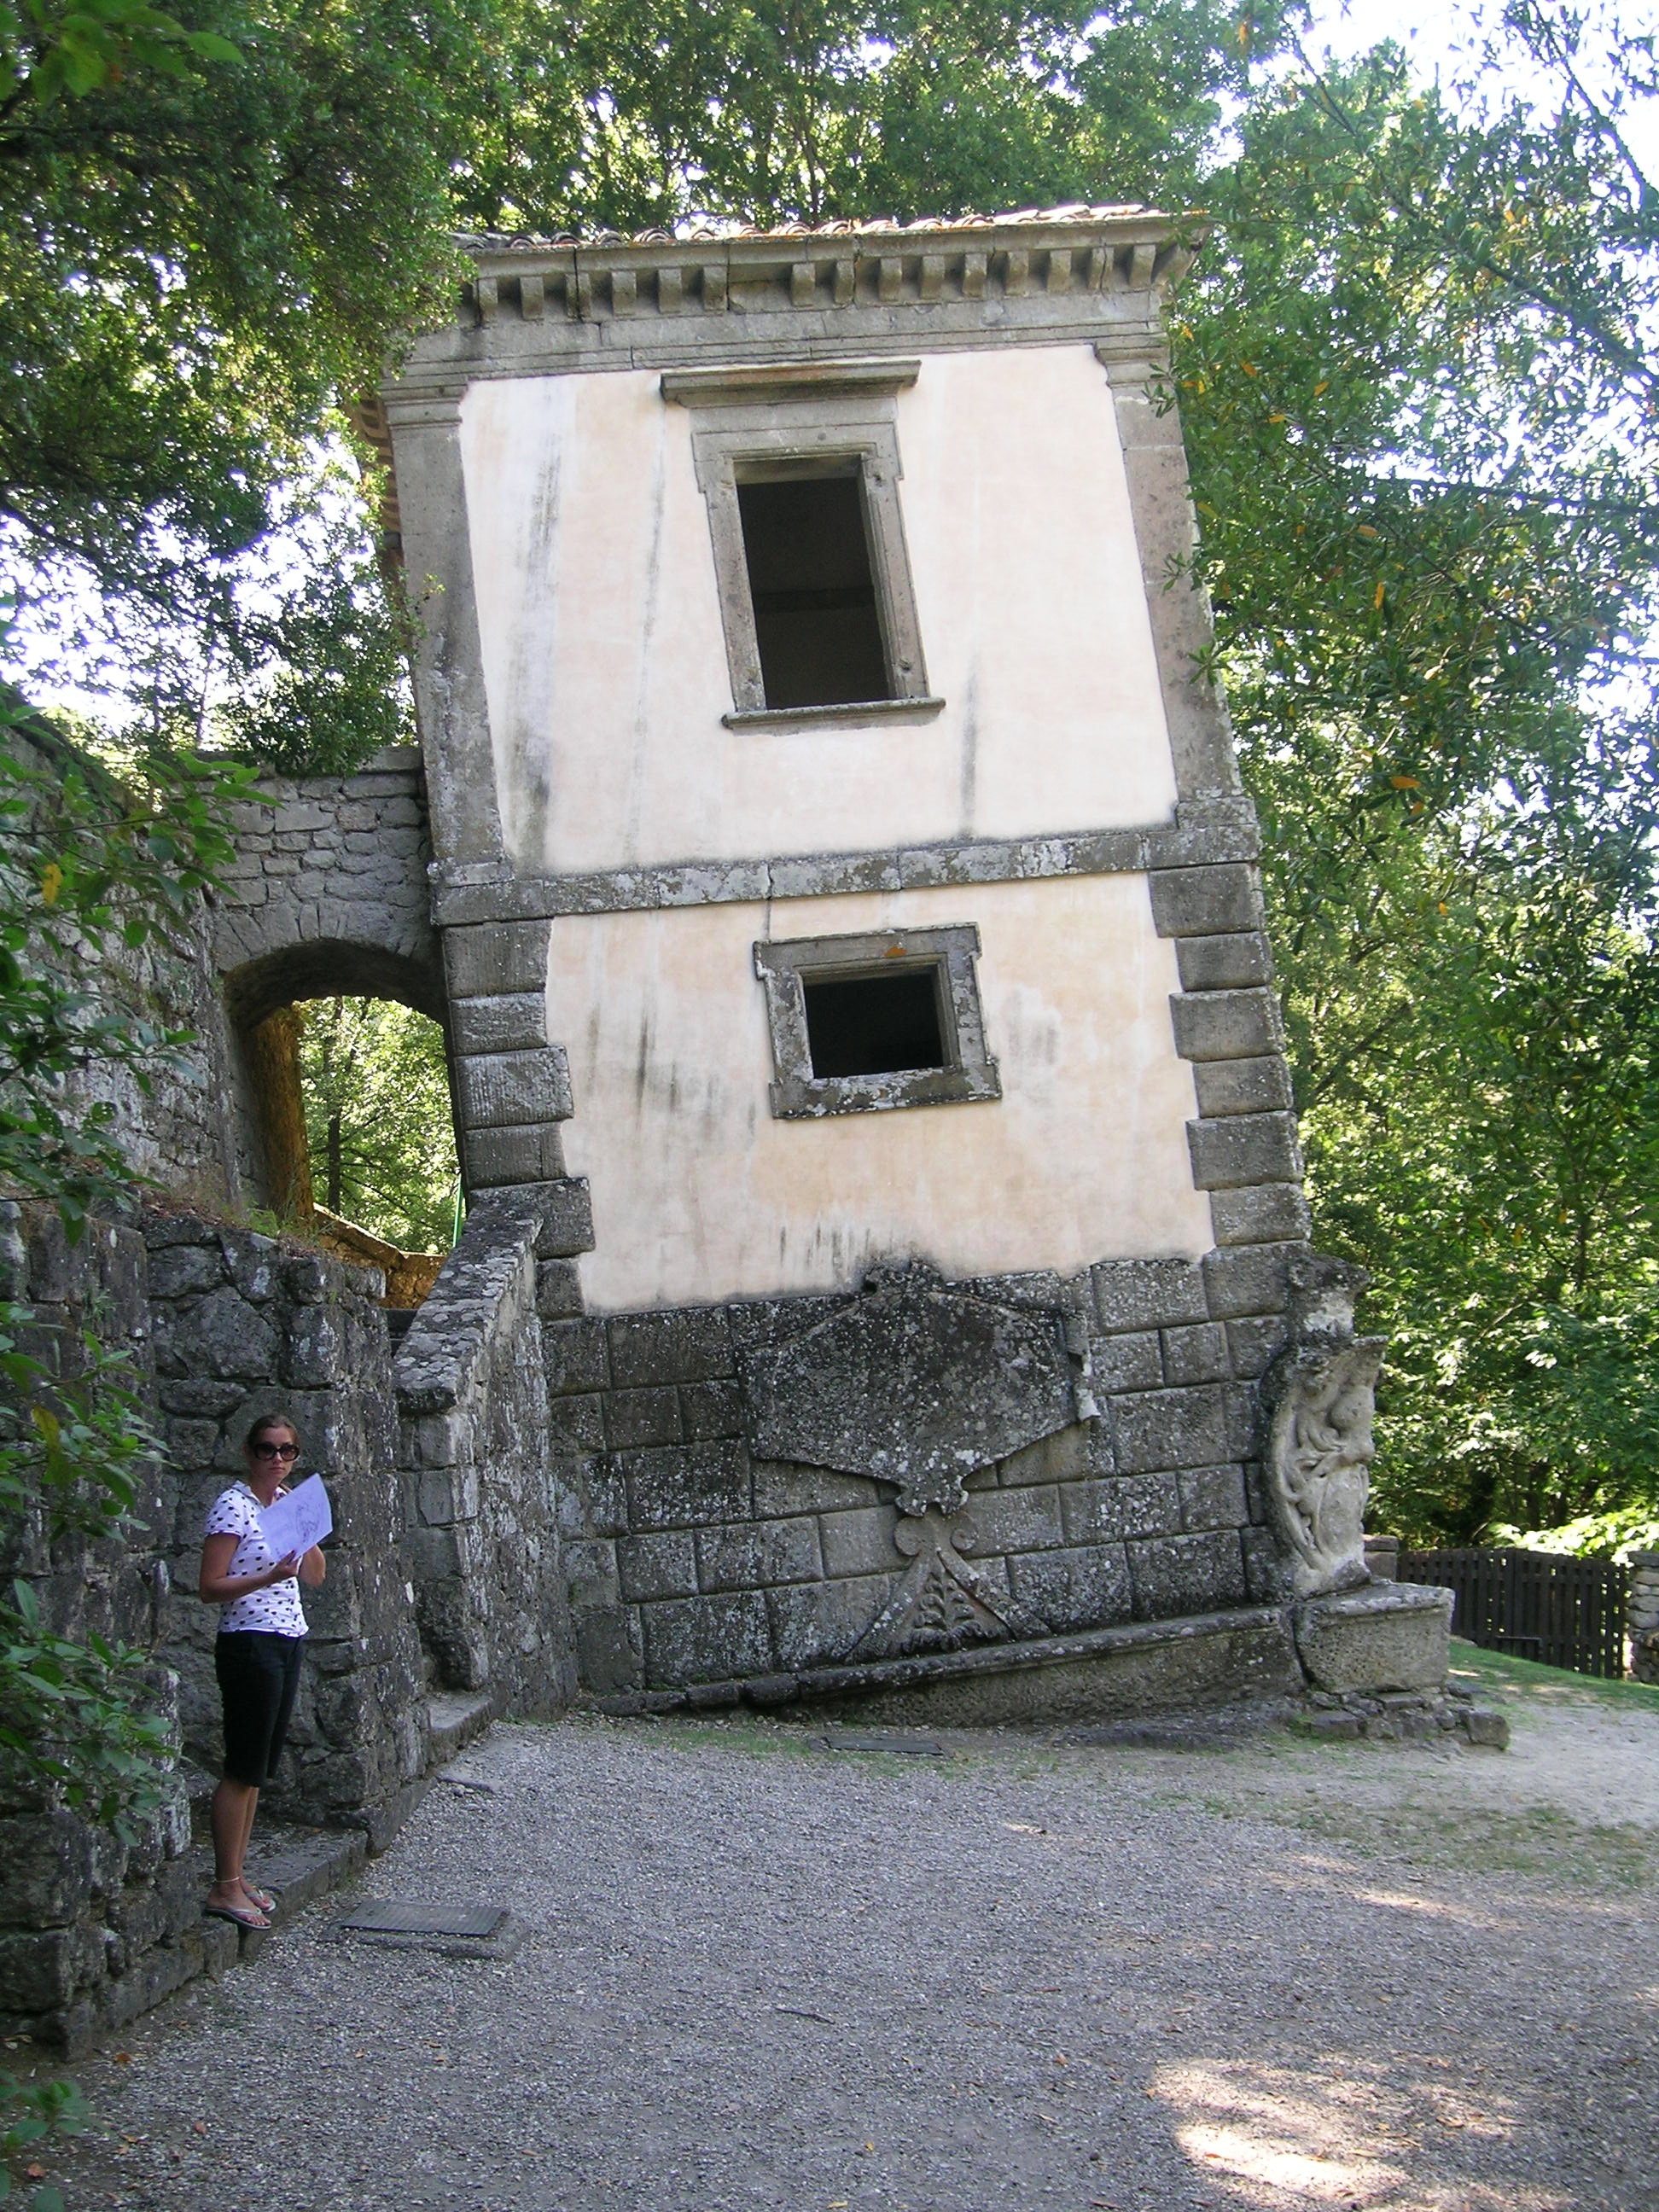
top-left (1208, 1185), bottom-right (1313, 1248)
top-left (1185, 1112), bottom-right (1303, 1190)
top-left (442, 920), bottom-right (551, 999)
top-left (1175, 933), bottom-right (1275, 992)
top-left (1225, 1316), bottom-right (1291, 1378)
top-left (457, 1047), bottom-right (573, 1130)
top-left (1192, 1057), bottom-right (1295, 1118)
top-left (545, 1394), bottom-right (605, 1454)
top-left (576, 1607), bottom-right (643, 1695)
top-left (1170, 988), bottom-right (1284, 1062)
top-left (534, 1260), bottom-right (584, 1318)
top-left (1202, 1243), bottom-right (1303, 1322)
top-left (1148, 863), bottom-right (1266, 939)
top-left (462, 1123), bottom-right (565, 1190)
top-left (451, 992), bottom-right (550, 1055)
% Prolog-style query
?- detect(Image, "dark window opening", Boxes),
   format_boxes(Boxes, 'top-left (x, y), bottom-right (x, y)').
top-left (736, 472), bottom-right (893, 709)
top-left (803, 967), bottom-right (946, 1079)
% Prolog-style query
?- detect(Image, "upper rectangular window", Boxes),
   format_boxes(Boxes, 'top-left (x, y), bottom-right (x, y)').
top-left (736, 468), bottom-right (893, 710)
top-left (661, 359), bottom-right (940, 728)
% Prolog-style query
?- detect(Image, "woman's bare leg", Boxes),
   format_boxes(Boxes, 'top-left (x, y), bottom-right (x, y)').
top-left (207, 1779), bottom-right (259, 1908)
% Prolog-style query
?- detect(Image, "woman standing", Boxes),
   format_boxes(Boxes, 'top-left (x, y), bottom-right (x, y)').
top-left (197, 1412), bottom-right (326, 1930)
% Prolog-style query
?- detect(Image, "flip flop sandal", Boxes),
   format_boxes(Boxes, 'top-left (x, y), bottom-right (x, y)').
top-left (240, 1883), bottom-right (276, 1912)
top-left (205, 1901), bottom-right (270, 1931)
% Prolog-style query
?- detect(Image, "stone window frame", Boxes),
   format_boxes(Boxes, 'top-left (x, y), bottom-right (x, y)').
top-left (661, 360), bottom-right (940, 729)
top-left (754, 923), bottom-right (1001, 1119)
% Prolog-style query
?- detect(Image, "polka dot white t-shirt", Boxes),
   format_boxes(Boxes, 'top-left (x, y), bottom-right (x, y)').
top-left (202, 1482), bottom-right (309, 1638)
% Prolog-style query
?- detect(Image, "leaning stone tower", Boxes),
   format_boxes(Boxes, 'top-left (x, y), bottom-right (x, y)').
top-left (359, 208), bottom-right (1448, 1719)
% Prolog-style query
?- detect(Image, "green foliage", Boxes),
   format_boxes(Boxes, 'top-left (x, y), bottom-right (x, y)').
top-left (0, 690), bottom-right (242, 1832)
top-left (0, 2065), bottom-right (84, 2211)
top-left (0, 688), bottom-right (255, 1232)
top-left (1167, 29), bottom-right (1659, 1538)
top-left (0, 0), bottom-right (482, 761)
top-left (1487, 1505), bottom-right (1659, 1562)
top-left (298, 996), bottom-right (458, 1250)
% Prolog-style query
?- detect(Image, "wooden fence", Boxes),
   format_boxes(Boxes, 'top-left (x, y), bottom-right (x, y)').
top-left (1399, 1547), bottom-right (1628, 1678)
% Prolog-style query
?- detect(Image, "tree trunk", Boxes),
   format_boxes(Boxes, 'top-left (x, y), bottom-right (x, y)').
top-left (327, 1110), bottom-right (342, 1214)
top-left (244, 1007), bottom-right (313, 1221)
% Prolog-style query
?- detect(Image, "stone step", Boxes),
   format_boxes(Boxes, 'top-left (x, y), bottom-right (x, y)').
top-left (426, 1688), bottom-right (499, 1765)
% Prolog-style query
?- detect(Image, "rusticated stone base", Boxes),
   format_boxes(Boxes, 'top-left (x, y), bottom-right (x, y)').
top-left (1294, 1580), bottom-right (1453, 1695)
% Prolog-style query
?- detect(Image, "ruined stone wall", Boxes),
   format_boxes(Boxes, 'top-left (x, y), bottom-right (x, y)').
top-left (555, 1249), bottom-right (1290, 1699)
top-left (9, 722), bottom-right (245, 1211)
top-left (393, 1190), bottom-right (575, 1716)
top-left (144, 1212), bottom-right (432, 1835)
top-left (0, 1205), bottom-right (206, 2052)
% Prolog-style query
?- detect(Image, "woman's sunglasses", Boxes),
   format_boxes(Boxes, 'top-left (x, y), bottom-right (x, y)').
top-left (252, 1441), bottom-right (300, 1460)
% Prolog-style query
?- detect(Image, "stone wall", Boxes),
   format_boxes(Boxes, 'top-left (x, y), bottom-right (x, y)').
top-left (393, 1189), bottom-right (575, 1716)
top-left (0, 1204), bottom-right (205, 2053)
top-left (1628, 1551), bottom-right (1659, 1682)
top-left (9, 719), bottom-right (245, 1212)
top-left (143, 1211), bottom-right (431, 1835)
top-left (555, 1248), bottom-right (1291, 1697)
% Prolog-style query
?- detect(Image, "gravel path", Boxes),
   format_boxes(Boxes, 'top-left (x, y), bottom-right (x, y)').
top-left (48, 1663), bottom-right (1659, 2212)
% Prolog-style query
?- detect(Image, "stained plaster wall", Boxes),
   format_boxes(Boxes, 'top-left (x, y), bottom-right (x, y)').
top-left (553, 875), bottom-right (1212, 1312)
top-left (459, 344), bottom-right (1179, 874)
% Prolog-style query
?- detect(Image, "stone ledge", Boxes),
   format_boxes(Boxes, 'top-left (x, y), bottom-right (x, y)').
top-left (590, 1602), bottom-right (1304, 1729)
top-left (428, 814), bottom-right (1265, 927)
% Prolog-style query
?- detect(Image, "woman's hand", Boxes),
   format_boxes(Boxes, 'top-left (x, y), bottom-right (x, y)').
top-left (199, 1534), bottom-right (302, 1603)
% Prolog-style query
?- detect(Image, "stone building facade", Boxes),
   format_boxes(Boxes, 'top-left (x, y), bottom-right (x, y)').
top-left (317, 208), bottom-right (1441, 1713)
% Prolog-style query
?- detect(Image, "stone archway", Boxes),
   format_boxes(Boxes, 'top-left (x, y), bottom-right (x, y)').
top-left (210, 749), bottom-right (448, 1218)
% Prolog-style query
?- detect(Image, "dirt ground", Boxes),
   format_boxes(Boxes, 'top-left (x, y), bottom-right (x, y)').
top-left (24, 1641), bottom-right (1659, 2212)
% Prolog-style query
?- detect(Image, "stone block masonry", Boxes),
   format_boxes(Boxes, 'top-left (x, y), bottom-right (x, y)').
top-left (1629, 1552), bottom-right (1659, 1682)
top-left (551, 1246), bottom-right (1299, 1697)
top-left (143, 1211), bottom-right (432, 1831)
top-left (1, 1196), bottom-right (578, 2054)
top-left (393, 1188), bottom-right (576, 1715)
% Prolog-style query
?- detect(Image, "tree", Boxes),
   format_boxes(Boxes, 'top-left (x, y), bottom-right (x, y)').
top-left (0, 0), bottom-right (498, 760)
top-left (298, 997), bottom-right (458, 1251)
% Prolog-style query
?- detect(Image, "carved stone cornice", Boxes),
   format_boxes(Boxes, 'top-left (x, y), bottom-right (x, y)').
top-left (457, 207), bottom-right (1197, 331)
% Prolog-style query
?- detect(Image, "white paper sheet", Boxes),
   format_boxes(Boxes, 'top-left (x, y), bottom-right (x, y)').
top-left (259, 1472), bottom-right (332, 1560)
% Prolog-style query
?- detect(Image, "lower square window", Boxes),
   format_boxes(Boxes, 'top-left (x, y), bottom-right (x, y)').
top-left (754, 925), bottom-right (1001, 1119)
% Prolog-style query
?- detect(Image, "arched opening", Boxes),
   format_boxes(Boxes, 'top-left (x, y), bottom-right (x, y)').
top-left (223, 941), bottom-right (458, 1324)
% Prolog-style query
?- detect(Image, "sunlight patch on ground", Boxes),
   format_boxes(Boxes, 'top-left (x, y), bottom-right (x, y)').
top-left (1154, 2060), bottom-right (1534, 2210)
